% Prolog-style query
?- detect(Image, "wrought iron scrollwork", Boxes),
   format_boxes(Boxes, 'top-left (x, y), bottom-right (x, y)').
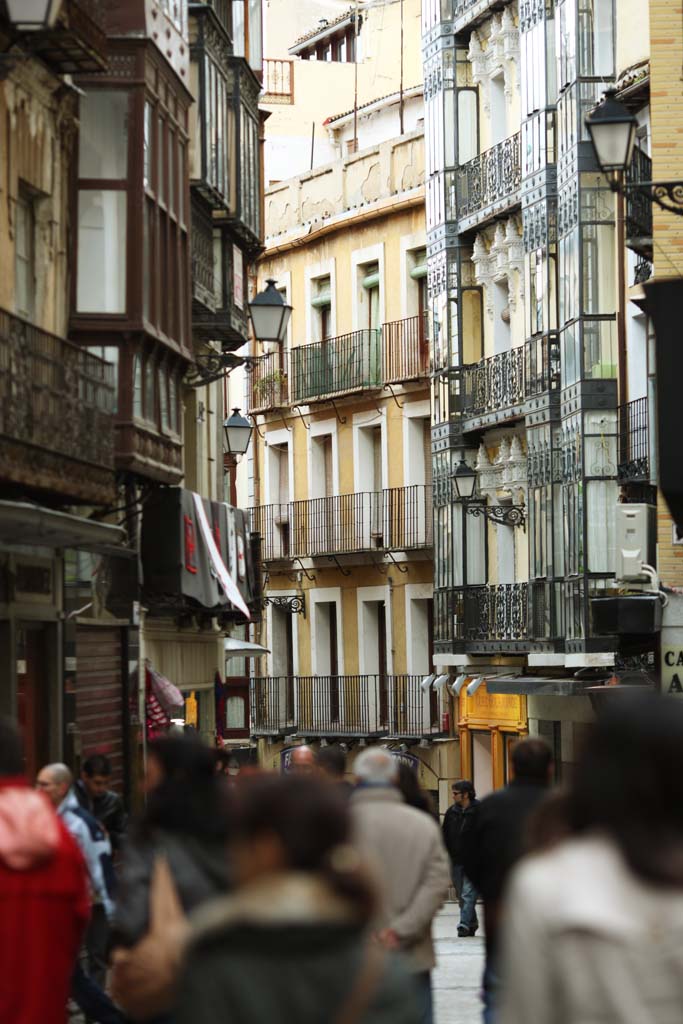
top-left (263, 594), bottom-right (306, 617)
top-left (465, 502), bottom-right (526, 528)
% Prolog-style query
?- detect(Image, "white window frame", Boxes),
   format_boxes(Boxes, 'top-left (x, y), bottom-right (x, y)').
top-left (351, 242), bottom-right (385, 330)
top-left (266, 590), bottom-right (300, 677)
top-left (404, 583), bottom-right (434, 676)
top-left (264, 426), bottom-right (294, 505)
top-left (307, 417), bottom-right (339, 498)
top-left (309, 587), bottom-right (344, 676)
top-left (305, 258), bottom-right (336, 343)
top-left (402, 399), bottom-right (431, 488)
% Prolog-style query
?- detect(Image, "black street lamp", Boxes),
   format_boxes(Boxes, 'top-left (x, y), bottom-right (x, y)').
top-left (3, 0), bottom-right (62, 30)
top-left (248, 279), bottom-right (292, 344)
top-left (451, 457), bottom-right (526, 528)
top-left (223, 408), bottom-right (253, 458)
top-left (585, 89), bottom-right (683, 217)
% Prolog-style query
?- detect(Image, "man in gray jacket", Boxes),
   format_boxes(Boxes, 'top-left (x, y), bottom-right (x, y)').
top-left (350, 747), bottom-right (450, 1024)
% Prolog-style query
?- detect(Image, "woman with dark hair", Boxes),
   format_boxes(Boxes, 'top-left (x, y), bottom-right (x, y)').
top-left (177, 774), bottom-right (421, 1024)
top-left (112, 735), bottom-right (232, 949)
top-left (396, 763), bottom-right (437, 820)
top-left (499, 695), bottom-right (683, 1024)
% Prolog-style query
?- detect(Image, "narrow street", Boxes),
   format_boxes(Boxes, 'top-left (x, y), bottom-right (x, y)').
top-left (433, 903), bottom-right (485, 1024)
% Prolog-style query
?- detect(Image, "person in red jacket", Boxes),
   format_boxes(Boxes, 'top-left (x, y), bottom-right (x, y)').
top-left (0, 718), bottom-right (90, 1024)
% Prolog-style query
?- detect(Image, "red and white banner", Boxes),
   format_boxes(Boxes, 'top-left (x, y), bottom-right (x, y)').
top-left (192, 492), bottom-right (251, 620)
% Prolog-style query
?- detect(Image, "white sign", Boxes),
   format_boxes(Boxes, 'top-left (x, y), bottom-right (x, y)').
top-left (662, 646), bottom-right (683, 696)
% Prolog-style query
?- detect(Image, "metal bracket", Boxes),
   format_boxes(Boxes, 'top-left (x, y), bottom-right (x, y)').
top-left (292, 557), bottom-right (316, 582)
top-left (465, 503), bottom-right (526, 529)
top-left (278, 409), bottom-right (292, 432)
top-left (369, 553), bottom-right (388, 576)
top-left (247, 413), bottom-right (265, 439)
top-left (264, 594), bottom-right (306, 617)
top-left (329, 398), bottom-right (347, 425)
top-left (384, 551), bottom-right (408, 574)
top-left (292, 405), bottom-right (311, 430)
top-left (383, 383), bottom-right (404, 409)
top-left (328, 555), bottom-right (352, 577)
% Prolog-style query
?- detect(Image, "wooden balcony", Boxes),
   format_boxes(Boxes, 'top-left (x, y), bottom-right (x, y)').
top-left (251, 485), bottom-right (433, 562)
top-left (251, 674), bottom-right (444, 738)
top-left (0, 309), bottom-right (115, 504)
top-left (28, 0), bottom-right (108, 74)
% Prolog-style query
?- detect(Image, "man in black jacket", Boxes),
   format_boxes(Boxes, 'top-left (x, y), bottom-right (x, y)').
top-left (462, 737), bottom-right (552, 1024)
top-left (75, 754), bottom-right (127, 852)
top-left (442, 780), bottom-right (479, 936)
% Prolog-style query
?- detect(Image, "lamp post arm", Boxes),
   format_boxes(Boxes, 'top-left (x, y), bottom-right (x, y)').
top-left (620, 180), bottom-right (683, 217)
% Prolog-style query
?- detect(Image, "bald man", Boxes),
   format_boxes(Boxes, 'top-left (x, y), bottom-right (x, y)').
top-left (288, 745), bottom-right (316, 774)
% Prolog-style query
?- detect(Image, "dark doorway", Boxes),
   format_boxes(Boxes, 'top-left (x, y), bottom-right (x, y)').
top-left (16, 625), bottom-right (50, 782)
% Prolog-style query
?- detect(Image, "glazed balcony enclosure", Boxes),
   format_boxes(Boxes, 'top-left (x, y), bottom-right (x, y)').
top-left (251, 674), bottom-right (444, 738)
top-left (453, 0), bottom-right (516, 33)
top-left (0, 309), bottom-right (115, 505)
top-left (251, 485), bottom-right (433, 562)
top-left (20, 0), bottom-right (109, 73)
top-left (247, 314), bottom-right (430, 414)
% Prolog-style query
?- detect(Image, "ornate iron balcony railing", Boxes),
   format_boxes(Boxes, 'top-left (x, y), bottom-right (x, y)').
top-left (625, 147), bottom-right (653, 254)
top-left (453, 0), bottom-right (516, 31)
top-left (383, 313), bottom-right (430, 384)
top-left (456, 133), bottom-right (521, 225)
top-left (251, 674), bottom-right (443, 737)
top-left (0, 309), bottom-right (115, 501)
top-left (248, 349), bottom-right (289, 413)
top-left (618, 396), bottom-right (650, 482)
top-left (435, 583), bottom-right (529, 645)
top-left (251, 485), bottom-right (433, 562)
top-left (289, 329), bottom-right (381, 404)
top-left (463, 346), bottom-right (525, 417)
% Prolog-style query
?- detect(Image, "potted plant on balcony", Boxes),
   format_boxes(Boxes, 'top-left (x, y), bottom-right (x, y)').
top-left (254, 369), bottom-right (287, 401)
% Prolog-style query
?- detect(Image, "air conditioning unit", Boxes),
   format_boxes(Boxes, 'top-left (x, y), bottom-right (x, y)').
top-left (615, 504), bottom-right (656, 582)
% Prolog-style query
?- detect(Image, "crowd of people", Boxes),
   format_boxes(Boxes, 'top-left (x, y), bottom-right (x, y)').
top-left (1, 693), bottom-right (683, 1024)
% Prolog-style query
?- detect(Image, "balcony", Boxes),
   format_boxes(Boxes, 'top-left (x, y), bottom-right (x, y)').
top-left (248, 317), bottom-right (430, 414)
top-left (248, 350), bottom-right (289, 413)
top-left (618, 397), bottom-right (650, 483)
top-left (436, 583), bottom-right (529, 650)
top-left (453, 0), bottom-right (516, 33)
top-left (383, 313), bottom-right (430, 385)
top-left (289, 329), bottom-right (381, 405)
top-left (625, 147), bottom-right (653, 258)
top-left (252, 485), bottom-right (433, 562)
top-left (28, 0), bottom-right (108, 73)
top-left (0, 309), bottom-right (115, 504)
top-left (460, 336), bottom-right (560, 429)
top-left (251, 674), bottom-right (443, 738)
top-left (456, 133), bottom-right (521, 232)
top-left (191, 200), bottom-right (249, 347)
top-left (262, 59), bottom-right (294, 104)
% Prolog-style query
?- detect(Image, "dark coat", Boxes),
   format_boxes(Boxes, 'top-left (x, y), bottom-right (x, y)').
top-left (75, 779), bottom-right (128, 851)
top-left (462, 779), bottom-right (549, 957)
top-left (177, 874), bottom-right (422, 1024)
top-left (441, 799), bottom-right (479, 865)
top-left (111, 827), bottom-right (230, 947)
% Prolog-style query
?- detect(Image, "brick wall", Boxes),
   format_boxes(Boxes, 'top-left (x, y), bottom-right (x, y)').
top-left (647, 1), bottom-right (683, 586)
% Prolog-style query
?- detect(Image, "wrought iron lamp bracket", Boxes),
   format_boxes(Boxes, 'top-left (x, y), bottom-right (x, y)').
top-left (185, 351), bottom-right (245, 388)
top-left (620, 180), bottom-right (683, 218)
top-left (464, 501), bottom-right (526, 528)
top-left (263, 594), bottom-right (306, 617)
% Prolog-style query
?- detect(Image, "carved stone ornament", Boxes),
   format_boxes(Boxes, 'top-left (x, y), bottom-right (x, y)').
top-left (471, 216), bottom-right (525, 319)
top-left (475, 435), bottom-right (527, 505)
top-left (468, 8), bottom-right (521, 113)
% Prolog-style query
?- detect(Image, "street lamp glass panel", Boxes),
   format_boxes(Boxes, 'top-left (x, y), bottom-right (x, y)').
top-left (5, 0), bottom-right (61, 29)
top-left (453, 459), bottom-right (477, 500)
top-left (223, 408), bottom-right (253, 456)
top-left (248, 279), bottom-right (292, 343)
top-left (585, 89), bottom-right (637, 174)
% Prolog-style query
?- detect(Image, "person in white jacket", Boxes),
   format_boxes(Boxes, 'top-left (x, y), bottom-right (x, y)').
top-left (499, 694), bottom-right (683, 1024)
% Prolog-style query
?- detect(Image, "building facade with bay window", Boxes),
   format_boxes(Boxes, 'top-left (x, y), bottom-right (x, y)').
top-left (422, 0), bottom-right (664, 788)
top-left (0, 0), bottom-right (264, 792)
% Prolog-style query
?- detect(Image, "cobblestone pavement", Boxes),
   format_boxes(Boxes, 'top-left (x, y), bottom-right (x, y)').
top-left (433, 902), bottom-right (486, 1024)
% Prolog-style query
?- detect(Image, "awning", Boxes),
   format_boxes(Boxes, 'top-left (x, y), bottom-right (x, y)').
top-left (224, 638), bottom-right (270, 656)
top-left (485, 675), bottom-right (595, 697)
top-left (0, 501), bottom-right (126, 552)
